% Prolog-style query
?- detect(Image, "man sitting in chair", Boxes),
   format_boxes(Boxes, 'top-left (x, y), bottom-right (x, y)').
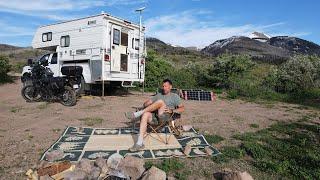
top-left (125, 79), bottom-right (185, 152)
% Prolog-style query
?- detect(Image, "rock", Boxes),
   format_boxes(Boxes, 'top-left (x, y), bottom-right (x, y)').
top-left (45, 150), bottom-right (64, 162)
top-left (118, 155), bottom-right (145, 180)
top-left (63, 169), bottom-right (87, 180)
top-left (98, 165), bottom-right (110, 179)
top-left (239, 171), bottom-right (254, 180)
top-left (167, 176), bottom-right (176, 180)
top-left (141, 166), bottom-right (166, 180)
top-left (39, 174), bottom-right (54, 180)
top-left (204, 146), bottom-right (213, 155)
top-left (183, 145), bottom-right (192, 156)
top-left (107, 153), bottom-right (123, 169)
top-left (76, 158), bottom-right (94, 174)
top-left (214, 169), bottom-right (254, 180)
top-left (95, 157), bottom-right (106, 169)
top-left (88, 166), bottom-right (101, 180)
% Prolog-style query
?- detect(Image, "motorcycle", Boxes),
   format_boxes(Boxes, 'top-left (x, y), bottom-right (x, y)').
top-left (21, 58), bottom-right (80, 106)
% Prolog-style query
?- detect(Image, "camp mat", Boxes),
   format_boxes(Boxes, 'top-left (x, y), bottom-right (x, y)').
top-left (40, 126), bottom-right (220, 162)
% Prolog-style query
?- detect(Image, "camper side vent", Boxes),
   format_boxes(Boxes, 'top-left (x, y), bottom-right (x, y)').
top-left (76, 49), bottom-right (86, 55)
top-left (88, 20), bottom-right (96, 25)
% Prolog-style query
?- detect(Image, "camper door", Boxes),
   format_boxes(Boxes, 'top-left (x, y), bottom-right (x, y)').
top-left (110, 24), bottom-right (130, 72)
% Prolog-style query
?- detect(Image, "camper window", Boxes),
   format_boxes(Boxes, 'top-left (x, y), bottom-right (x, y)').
top-left (134, 39), bottom-right (139, 50)
top-left (120, 54), bottom-right (128, 71)
top-left (113, 29), bottom-right (120, 45)
top-left (60, 35), bottom-right (70, 47)
top-left (121, 32), bottom-right (128, 46)
top-left (42, 32), bottom-right (52, 42)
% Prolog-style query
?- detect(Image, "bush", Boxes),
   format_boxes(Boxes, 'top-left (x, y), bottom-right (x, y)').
top-left (145, 55), bottom-right (174, 88)
top-left (266, 55), bottom-right (320, 93)
top-left (208, 54), bottom-right (255, 88)
top-left (145, 50), bottom-right (196, 89)
top-left (0, 55), bottom-right (11, 83)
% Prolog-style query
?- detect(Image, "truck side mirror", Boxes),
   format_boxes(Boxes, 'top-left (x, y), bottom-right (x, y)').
top-left (27, 59), bottom-right (33, 65)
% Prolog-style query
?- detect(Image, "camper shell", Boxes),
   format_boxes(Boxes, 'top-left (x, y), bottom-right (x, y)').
top-left (30, 13), bottom-right (146, 87)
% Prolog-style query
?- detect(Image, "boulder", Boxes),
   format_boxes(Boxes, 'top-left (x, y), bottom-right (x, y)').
top-left (141, 166), bottom-right (166, 180)
top-left (63, 169), bottom-right (87, 180)
top-left (214, 169), bottom-right (254, 180)
top-left (76, 158), bottom-right (94, 174)
top-left (88, 166), bottom-right (101, 180)
top-left (118, 156), bottom-right (145, 180)
top-left (107, 153), bottom-right (123, 169)
top-left (95, 157), bottom-right (106, 169)
top-left (45, 150), bottom-right (64, 162)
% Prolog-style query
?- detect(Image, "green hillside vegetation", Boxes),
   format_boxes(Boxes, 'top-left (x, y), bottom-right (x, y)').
top-left (144, 47), bottom-right (320, 108)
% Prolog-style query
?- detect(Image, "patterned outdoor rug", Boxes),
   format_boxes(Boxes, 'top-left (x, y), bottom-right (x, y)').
top-left (40, 126), bottom-right (220, 162)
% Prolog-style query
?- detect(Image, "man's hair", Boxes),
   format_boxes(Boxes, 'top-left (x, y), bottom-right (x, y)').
top-left (163, 78), bottom-right (172, 85)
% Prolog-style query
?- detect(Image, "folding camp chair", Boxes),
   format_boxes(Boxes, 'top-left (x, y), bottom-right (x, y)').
top-left (131, 106), bottom-right (183, 145)
top-left (146, 112), bottom-right (182, 144)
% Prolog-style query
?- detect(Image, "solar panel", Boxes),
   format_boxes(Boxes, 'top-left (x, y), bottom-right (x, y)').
top-left (184, 90), bottom-right (214, 101)
top-left (154, 88), bottom-right (215, 101)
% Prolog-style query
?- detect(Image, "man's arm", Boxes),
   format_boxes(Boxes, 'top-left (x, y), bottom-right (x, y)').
top-left (174, 104), bottom-right (185, 114)
top-left (165, 103), bottom-right (184, 114)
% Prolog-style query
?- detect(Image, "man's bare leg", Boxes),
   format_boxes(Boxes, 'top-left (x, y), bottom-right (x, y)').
top-left (129, 112), bottom-right (152, 152)
top-left (125, 100), bottom-right (166, 120)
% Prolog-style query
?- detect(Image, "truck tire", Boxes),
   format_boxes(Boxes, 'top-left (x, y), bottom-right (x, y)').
top-left (75, 76), bottom-right (85, 96)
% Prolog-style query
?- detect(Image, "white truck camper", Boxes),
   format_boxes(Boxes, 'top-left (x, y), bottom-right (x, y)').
top-left (23, 13), bottom-right (146, 93)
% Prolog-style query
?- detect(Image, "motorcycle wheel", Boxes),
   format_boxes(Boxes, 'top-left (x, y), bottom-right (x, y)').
top-left (21, 85), bottom-right (42, 102)
top-left (60, 86), bottom-right (77, 106)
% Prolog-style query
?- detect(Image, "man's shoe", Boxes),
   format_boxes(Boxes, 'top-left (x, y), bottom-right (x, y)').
top-left (129, 144), bottom-right (145, 152)
top-left (125, 112), bottom-right (135, 120)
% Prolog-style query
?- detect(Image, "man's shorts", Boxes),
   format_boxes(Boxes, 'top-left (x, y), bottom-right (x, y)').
top-left (151, 112), bottom-right (172, 125)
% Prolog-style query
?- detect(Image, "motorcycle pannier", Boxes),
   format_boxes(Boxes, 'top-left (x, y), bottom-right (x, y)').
top-left (61, 66), bottom-right (83, 76)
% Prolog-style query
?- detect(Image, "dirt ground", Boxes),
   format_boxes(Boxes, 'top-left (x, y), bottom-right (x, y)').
top-left (0, 80), bottom-right (319, 179)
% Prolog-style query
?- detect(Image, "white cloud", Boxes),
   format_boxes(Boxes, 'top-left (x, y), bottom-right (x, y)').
top-left (145, 10), bottom-right (308, 48)
top-left (0, 0), bottom-right (146, 20)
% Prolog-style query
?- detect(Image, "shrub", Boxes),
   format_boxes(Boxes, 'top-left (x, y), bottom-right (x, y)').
top-left (207, 54), bottom-right (255, 88)
top-left (0, 55), bottom-right (11, 83)
top-left (266, 55), bottom-right (320, 93)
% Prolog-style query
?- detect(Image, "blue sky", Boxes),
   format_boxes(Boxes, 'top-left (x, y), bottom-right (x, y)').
top-left (0, 0), bottom-right (319, 48)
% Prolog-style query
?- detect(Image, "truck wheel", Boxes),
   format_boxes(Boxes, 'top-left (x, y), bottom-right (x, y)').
top-left (75, 76), bottom-right (85, 96)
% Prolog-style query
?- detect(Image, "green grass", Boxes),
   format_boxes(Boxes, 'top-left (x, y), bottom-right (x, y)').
top-left (212, 146), bottom-right (245, 163)
top-left (230, 122), bottom-right (320, 179)
top-left (10, 106), bottom-right (22, 113)
top-left (27, 134), bottom-right (33, 140)
top-left (204, 134), bottom-right (224, 144)
top-left (52, 128), bottom-right (61, 133)
top-left (78, 117), bottom-right (103, 126)
top-left (249, 123), bottom-right (259, 128)
top-left (37, 102), bottom-right (49, 109)
top-left (144, 159), bottom-right (188, 179)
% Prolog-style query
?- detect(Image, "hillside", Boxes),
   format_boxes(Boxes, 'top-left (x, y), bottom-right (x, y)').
top-left (201, 35), bottom-right (320, 63)
top-left (0, 44), bottom-right (23, 52)
top-left (268, 36), bottom-right (320, 55)
top-left (201, 36), bottom-right (291, 63)
top-left (146, 37), bottom-right (214, 67)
